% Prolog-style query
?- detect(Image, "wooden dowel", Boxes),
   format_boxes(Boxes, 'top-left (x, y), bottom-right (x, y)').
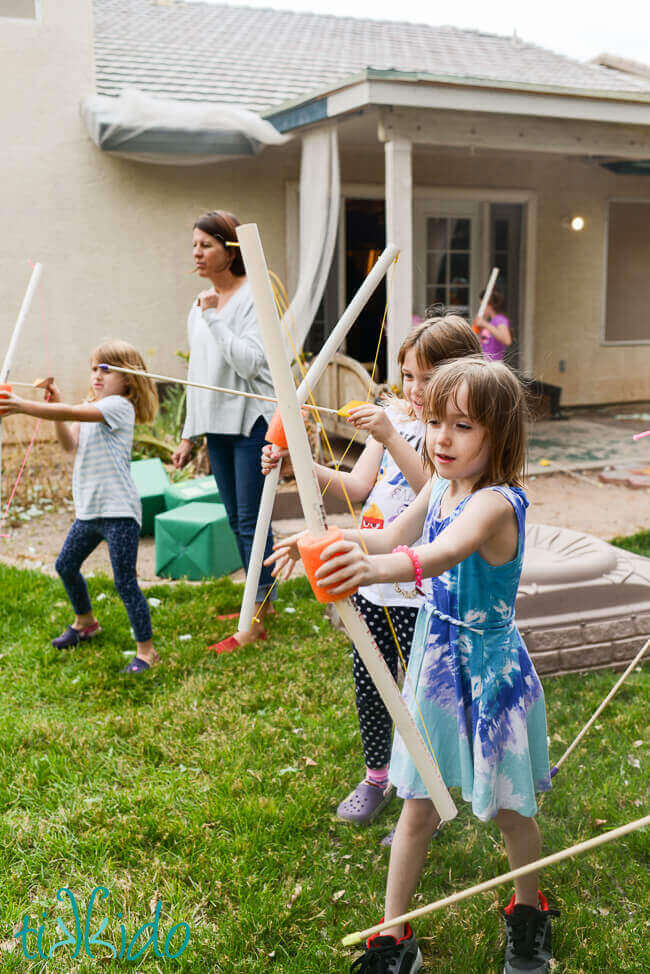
top-left (98, 363), bottom-right (339, 414)
top-left (551, 637), bottom-right (650, 777)
top-left (342, 814), bottom-right (650, 946)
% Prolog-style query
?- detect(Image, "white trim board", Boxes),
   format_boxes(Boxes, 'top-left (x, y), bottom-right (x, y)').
top-left (325, 78), bottom-right (650, 129)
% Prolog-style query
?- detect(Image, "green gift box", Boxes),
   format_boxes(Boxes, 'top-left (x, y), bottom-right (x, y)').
top-left (155, 502), bottom-right (242, 580)
top-left (164, 476), bottom-right (220, 511)
top-left (131, 458), bottom-right (171, 536)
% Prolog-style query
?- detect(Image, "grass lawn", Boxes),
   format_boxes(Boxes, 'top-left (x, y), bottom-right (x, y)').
top-left (0, 563), bottom-right (647, 973)
top-left (611, 529), bottom-right (650, 560)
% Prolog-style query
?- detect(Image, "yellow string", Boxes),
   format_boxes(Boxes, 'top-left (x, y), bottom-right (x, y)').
top-left (260, 259), bottom-right (444, 780)
top-left (321, 269), bottom-right (391, 498)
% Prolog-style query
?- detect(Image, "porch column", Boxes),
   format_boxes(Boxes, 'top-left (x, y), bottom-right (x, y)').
top-left (385, 137), bottom-right (413, 387)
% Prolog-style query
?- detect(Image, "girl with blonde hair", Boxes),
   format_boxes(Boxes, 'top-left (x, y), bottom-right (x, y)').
top-left (0, 340), bottom-right (159, 674)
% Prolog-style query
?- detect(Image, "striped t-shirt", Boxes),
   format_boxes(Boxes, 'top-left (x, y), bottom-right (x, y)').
top-left (72, 395), bottom-right (142, 526)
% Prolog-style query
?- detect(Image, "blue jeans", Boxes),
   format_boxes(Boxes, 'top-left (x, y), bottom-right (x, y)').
top-left (55, 517), bottom-right (152, 642)
top-left (206, 416), bottom-right (276, 604)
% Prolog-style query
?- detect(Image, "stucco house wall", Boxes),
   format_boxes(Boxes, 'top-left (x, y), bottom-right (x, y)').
top-left (0, 0), bottom-right (297, 443)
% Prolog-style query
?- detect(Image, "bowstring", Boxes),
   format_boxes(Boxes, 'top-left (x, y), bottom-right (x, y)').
top-left (265, 260), bottom-right (445, 779)
top-left (0, 260), bottom-right (50, 538)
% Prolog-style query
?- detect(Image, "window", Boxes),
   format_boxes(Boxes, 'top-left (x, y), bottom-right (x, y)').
top-left (604, 200), bottom-right (650, 343)
top-left (0, 0), bottom-right (38, 18)
top-left (426, 216), bottom-right (472, 316)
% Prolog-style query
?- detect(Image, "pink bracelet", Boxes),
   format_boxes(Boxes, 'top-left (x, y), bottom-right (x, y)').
top-left (392, 545), bottom-right (423, 589)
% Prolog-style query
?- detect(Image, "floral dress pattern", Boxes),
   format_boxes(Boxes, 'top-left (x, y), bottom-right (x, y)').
top-left (389, 478), bottom-right (551, 821)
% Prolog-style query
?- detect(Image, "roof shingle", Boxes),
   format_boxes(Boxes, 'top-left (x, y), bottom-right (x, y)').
top-left (94, 0), bottom-right (650, 112)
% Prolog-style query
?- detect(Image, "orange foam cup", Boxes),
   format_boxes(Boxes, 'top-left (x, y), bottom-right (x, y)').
top-left (0, 383), bottom-right (12, 400)
top-left (297, 526), bottom-right (358, 603)
top-left (265, 408), bottom-right (287, 449)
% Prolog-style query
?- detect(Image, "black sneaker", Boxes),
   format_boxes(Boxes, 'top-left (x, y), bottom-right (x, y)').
top-left (350, 922), bottom-right (422, 972)
top-left (503, 891), bottom-right (559, 973)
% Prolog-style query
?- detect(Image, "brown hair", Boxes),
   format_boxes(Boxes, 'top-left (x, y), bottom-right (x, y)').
top-left (422, 356), bottom-right (527, 489)
top-left (398, 313), bottom-right (481, 372)
top-left (480, 288), bottom-right (505, 315)
top-left (193, 210), bottom-right (245, 276)
top-left (90, 340), bottom-right (158, 425)
top-left (388, 313), bottom-right (482, 417)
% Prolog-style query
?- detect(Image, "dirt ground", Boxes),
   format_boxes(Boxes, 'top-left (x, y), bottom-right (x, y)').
top-left (0, 438), bottom-right (648, 585)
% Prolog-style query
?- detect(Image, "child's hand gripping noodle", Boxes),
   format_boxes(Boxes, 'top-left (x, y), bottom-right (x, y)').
top-left (298, 527), bottom-right (360, 603)
top-left (266, 527), bottom-right (360, 602)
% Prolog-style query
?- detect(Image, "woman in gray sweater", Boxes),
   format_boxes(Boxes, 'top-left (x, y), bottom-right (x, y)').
top-left (172, 210), bottom-right (276, 650)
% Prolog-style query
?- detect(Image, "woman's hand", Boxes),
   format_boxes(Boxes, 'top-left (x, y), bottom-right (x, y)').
top-left (172, 438), bottom-right (194, 469)
top-left (261, 443), bottom-right (293, 477)
top-left (345, 403), bottom-right (395, 445)
top-left (314, 538), bottom-right (372, 594)
top-left (198, 289), bottom-right (219, 312)
top-left (264, 530), bottom-right (307, 581)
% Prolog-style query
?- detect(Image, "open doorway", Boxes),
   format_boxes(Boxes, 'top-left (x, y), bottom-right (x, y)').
top-left (490, 203), bottom-right (523, 370)
top-left (343, 199), bottom-right (387, 382)
top-left (304, 198), bottom-right (387, 382)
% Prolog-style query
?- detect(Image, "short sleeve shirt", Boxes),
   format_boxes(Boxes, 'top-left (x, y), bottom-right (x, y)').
top-left (481, 314), bottom-right (510, 362)
top-left (72, 395), bottom-right (142, 525)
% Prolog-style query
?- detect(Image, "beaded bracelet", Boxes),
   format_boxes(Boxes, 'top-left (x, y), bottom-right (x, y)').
top-left (392, 545), bottom-right (423, 589)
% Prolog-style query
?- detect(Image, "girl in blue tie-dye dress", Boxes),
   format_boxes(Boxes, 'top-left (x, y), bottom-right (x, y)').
top-left (308, 357), bottom-right (556, 974)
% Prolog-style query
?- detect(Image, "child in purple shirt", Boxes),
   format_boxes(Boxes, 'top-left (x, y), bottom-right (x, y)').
top-left (473, 289), bottom-right (512, 361)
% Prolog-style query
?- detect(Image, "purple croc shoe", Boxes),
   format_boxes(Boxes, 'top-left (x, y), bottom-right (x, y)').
top-left (52, 621), bottom-right (101, 649)
top-left (337, 779), bottom-right (395, 825)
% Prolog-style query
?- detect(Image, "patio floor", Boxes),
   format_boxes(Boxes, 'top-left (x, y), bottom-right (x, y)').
top-left (527, 406), bottom-right (650, 475)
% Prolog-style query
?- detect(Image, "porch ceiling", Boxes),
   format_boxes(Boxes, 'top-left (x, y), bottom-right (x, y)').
top-left (379, 107), bottom-right (650, 160)
top-left (322, 105), bottom-right (650, 167)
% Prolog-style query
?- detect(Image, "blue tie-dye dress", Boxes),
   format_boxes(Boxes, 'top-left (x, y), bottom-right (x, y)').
top-left (389, 478), bottom-right (551, 821)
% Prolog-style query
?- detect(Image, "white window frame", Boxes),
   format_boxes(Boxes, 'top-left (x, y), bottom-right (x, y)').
top-left (414, 199), bottom-right (480, 321)
top-left (601, 197), bottom-right (650, 347)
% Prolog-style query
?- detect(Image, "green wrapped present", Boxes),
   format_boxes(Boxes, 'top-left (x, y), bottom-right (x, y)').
top-left (155, 502), bottom-right (242, 581)
top-left (164, 476), bottom-right (220, 511)
top-left (131, 458), bottom-right (170, 536)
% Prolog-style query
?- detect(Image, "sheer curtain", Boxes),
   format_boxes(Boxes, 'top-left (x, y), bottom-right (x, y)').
top-left (283, 126), bottom-right (340, 352)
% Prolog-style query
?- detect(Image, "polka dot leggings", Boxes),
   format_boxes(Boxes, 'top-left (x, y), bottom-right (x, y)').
top-left (351, 593), bottom-right (419, 770)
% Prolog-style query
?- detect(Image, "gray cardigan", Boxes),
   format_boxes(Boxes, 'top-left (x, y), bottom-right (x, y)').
top-left (182, 282), bottom-right (275, 438)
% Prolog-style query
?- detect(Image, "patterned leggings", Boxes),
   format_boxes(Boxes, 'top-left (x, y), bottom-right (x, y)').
top-left (351, 593), bottom-right (419, 770)
top-left (55, 518), bottom-right (152, 642)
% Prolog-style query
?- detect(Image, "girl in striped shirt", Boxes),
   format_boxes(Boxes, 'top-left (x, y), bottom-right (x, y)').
top-left (0, 340), bottom-right (159, 674)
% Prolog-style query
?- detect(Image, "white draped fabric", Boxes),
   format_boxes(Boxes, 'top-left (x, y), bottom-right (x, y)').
top-left (282, 126), bottom-right (340, 352)
top-left (81, 88), bottom-right (290, 165)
